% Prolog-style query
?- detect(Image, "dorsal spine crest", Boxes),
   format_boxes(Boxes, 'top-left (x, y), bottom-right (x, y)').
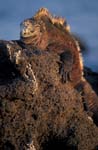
top-left (34, 8), bottom-right (52, 19)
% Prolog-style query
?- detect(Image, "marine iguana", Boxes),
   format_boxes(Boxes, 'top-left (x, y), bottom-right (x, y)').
top-left (20, 8), bottom-right (83, 86)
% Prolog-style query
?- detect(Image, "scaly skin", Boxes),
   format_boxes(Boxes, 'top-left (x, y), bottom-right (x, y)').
top-left (20, 8), bottom-right (83, 86)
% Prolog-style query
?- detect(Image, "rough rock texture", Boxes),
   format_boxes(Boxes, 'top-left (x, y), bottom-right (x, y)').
top-left (0, 8), bottom-right (98, 150)
top-left (0, 42), bottom-right (98, 150)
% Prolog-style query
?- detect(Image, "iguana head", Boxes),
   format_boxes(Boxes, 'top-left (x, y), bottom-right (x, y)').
top-left (20, 8), bottom-right (49, 39)
top-left (20, 8), bottom-right (70, 44)
top-left (20, 19), bottom-right (35, 38)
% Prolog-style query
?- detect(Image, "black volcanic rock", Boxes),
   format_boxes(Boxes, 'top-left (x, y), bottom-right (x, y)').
top-left (84, 67), bottom-right (98, 95)
top-left (0, 40), bottom-right (98, 150)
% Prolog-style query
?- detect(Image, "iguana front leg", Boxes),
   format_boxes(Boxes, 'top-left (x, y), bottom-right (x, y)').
top-left (59, 50), bottom-right (73, 83)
